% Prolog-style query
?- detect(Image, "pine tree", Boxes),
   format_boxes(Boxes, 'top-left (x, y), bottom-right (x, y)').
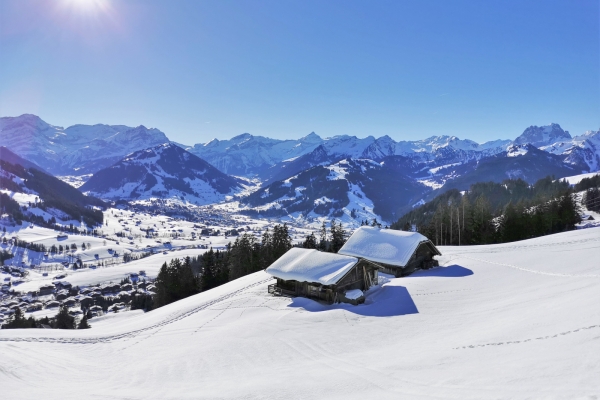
top-left (154, 262), bottom-right (171, 307)
top-left (54, 305), bottom-right (76, 329)
top-left (272, 224), bottom-right (292, 260)
top-left (200, 249), bottom-right (217, 291)
top-left (179, 256), bottom-right (199, 299)
top-left (318, 221), bottom-right (328, 251)
top-left (2, 308), bottom-right (27, 329)
top-left (78, 315), bottom-right (91, 329)
top-left (260, 228), bottom-right (273, 268)
top-left (329, 220), bottom-right (347, 253)
top-left (229, 234), bottom-right (259, 279)
top-left (302, 232), bottom-right (317, 249)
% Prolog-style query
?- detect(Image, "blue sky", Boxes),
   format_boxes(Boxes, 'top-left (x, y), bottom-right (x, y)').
top-left (1, 0), bottom-right (598, 144)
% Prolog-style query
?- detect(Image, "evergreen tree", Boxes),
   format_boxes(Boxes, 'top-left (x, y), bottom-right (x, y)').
top-left (260, 228), bottom-right (273, 268)
top-left (154, 258), bottom-right (199, 308)
top-left (54, 305), bottom-right (76, 329)
top-left (271, 224), bottom-right (292, 260)
top-left (179, 256), bottom-right (199, 298)
top-left (200, 249), bottom-right (217, 291)
top-left (229, 234), bottom-right (259, 280)
top-left (329, 220), bottom-right (347, 253)
top-left (318, 221), bottom-right (328, 251)
top-left (583, 187), bottom-right (600, 212)
top-left (2, 308), bottom-right (29, 329)
top-left (131, 293), bottom-right (154, 311)
top-left (78, 315), bottom-right (91, 329)
top-left (302, 232), bottom-right (317, 249)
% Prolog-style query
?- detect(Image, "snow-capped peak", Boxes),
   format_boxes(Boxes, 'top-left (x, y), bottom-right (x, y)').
top-left (513, 123), bottom-right (571, 148)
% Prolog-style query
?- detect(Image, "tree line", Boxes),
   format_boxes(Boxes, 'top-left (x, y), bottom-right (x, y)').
top-left (137, 224), bottom-right (294, 311)
top-left (146, 221), bottom-right (351, 310)
top-left (391, 176), bottom-right (583, 245)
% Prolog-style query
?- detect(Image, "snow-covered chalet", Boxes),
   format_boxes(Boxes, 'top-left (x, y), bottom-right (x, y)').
top-left (266, 227), bottom-right (441, 305)
top-left (339, 226), bottom-right (441, 277)
top-left (266, 248), bottom-right (378, 305)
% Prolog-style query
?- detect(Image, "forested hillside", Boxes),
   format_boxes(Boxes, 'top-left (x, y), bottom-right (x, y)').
top-left (391, 176), bottom-right (583, 245)
top-left (0, 155), bottom-right (105, 226)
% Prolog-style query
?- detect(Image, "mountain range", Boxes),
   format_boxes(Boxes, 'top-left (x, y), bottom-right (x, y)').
top-left (0, 114), bottom-right (169, 175)
top-left (1, 114), bottom-right (598, 223)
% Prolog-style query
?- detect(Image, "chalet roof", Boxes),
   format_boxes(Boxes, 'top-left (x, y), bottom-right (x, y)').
top-left (266, 248), bottom-right (358, 286)
top-left (338, 226), bottom-right (441, 267)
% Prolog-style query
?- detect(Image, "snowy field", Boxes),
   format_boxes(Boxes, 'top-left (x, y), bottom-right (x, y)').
top-left (1, 227), bottom-right (599, 399)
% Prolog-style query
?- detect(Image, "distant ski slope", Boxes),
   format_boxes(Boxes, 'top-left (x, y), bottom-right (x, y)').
top-left (1, 228), bottom-right (599, 399)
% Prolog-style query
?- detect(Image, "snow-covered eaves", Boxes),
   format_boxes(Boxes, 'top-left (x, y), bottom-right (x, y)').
top-left (339, 226), bottom-right (440, 267)
top-left (266, 248), bottom-right (358, 286)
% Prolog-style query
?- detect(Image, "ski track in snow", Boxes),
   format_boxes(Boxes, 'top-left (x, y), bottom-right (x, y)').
top-left (0, 277), bottom-right (274, 345)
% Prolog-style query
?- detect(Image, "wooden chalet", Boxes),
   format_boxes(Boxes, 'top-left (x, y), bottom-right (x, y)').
top-left (266, 248), bottom-right (378, 305)
top-left (338, 226), bottom-right (441, 277)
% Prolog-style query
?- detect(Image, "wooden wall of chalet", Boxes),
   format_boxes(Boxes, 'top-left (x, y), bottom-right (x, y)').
top-left (273, 260), bottom-right (378, 304)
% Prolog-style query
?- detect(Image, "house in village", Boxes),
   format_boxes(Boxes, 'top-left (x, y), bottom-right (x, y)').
top-left (266, 248), bottom-right (378, 305)
top-left (266, 226), bottom-right (441, 304)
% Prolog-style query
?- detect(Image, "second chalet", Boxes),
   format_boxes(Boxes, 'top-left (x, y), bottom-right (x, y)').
top-left (339, 226), bottom-right (441, 277)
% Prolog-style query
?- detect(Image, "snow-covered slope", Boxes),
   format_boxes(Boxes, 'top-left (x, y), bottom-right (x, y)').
top-left (241, 157), bottom-right (429, 223)
top-left (541, 129), bottom-right (600, 172)
top-left (80, 143), bottom-right (243, 204)
top-left (0, 150), bottom-right (106, 224)
top-left (1, 228), bottom-right (599, 399)
top-left (0, 114), bottom-right (169, 175)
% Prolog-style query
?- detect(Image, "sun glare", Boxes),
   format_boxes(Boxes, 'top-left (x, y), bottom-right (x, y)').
top-left (62, 0), bottom-right (110, 13)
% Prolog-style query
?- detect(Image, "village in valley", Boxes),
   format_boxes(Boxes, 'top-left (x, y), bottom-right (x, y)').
top-left (1, 1), bottom-right (599, 398)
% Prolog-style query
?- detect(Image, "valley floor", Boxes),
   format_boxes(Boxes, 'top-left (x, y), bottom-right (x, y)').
top-left (1, 228), bottom-right (599, 399)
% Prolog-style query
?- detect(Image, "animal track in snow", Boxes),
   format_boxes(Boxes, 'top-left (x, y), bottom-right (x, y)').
top-left (412, 289), bottom-right (471, 296)
top-left (454, 324), bottom-right (600, 349)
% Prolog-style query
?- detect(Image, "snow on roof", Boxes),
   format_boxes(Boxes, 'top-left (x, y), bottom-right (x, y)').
top-left (339, 226), bottom-right (438, 267)
top-left (266, 248), bottom-right (358, 286)
top-left (344, 289), bottom-right (364, 300)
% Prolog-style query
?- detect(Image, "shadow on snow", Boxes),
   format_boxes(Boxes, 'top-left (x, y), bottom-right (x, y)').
top-left (286, 264), bottom-right (473, 317)
top-left (288, 285), bottom-right (419, 317)
top-left (406, 264), bottom-right (473, 278)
